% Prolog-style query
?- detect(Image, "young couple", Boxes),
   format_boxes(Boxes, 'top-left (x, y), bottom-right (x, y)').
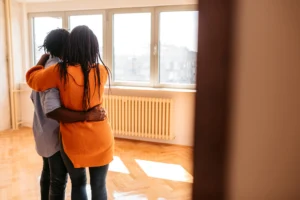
top-left (28, 26), bottom-right (114, 200)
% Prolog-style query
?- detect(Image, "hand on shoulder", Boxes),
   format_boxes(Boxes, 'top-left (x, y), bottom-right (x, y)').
top-left (36, 54), bottom-right (50, 66)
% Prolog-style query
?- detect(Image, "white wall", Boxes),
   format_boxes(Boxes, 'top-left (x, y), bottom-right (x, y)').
top-left (26, 0), bottom-right (197, 12)
top-left (10, 0), bottom-right (25, 126)
top-left (227, 0), bottom-right (300, 199)
top-left (0, 0), bottom-right (11, 131)
top-left (20, 83), bottom-right (195, 146)
top-left (10, 0), bottom-right (23, 85)
top-left (20, 83), bottom-right (33, 127)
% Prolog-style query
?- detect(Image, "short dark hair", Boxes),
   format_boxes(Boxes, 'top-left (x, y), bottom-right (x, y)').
top-left (40, 28), bottom-right (69, 57)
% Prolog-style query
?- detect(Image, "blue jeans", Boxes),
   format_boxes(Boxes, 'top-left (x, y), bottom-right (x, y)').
top-left (40, 151), bottom-right (68, 200)
top-left (60, 138), bottom-right (109, 200)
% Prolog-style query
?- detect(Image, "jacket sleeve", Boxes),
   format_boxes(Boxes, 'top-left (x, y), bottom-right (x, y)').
top-left (26, 65), bottom-right (60, 91)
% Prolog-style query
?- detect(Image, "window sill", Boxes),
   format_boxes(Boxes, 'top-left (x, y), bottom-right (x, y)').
top-left (106, 85), bottom-right (196, 93)
top-left (19, 83), bottom-right (196, 93)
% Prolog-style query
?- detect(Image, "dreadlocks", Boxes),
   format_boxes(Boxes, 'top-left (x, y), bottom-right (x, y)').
top-left (59, 25), bottom-right (110, 111)
top-left (40, 28), bottom-right (69, 57)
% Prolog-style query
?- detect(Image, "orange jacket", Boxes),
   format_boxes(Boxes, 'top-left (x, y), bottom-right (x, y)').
top-left (26, 64), bottom-right (114, 168)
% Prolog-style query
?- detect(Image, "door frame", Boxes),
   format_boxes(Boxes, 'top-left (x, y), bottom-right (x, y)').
top-left (193, 0), bottom-right (234, 199)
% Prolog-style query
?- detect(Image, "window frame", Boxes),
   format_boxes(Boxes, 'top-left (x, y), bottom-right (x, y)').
top-left (28, 12), bottom-right (66, 66)
top-left (107, 7), bottom-right (155, 87)
top-left (154, 5), bottom-right (198, 89)
top-left (65, 10), bottom-right (107, 64)
top-left (28, 5), bottom-right (198, 89)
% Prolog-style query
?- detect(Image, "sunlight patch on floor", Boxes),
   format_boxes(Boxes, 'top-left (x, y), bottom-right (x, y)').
top-left (135, 159), bottom-right (193, 183)
top-left (108, 156), bottom-right (130, 174)
top-left (113, 191), bottom-right (148, 200)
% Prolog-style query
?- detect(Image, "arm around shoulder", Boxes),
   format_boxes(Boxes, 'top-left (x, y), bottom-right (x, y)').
top-left (26, 65), bottom-right (59, 91)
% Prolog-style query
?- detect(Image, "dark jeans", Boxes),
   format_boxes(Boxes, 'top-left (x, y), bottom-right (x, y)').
top-left (40, 151), bottom-right (68, 200)
top-left (60, 138), bottom-right (109, 200)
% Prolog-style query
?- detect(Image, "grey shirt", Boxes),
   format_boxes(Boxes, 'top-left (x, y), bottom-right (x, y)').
top-left (30, 56), bottom-right (61, 158)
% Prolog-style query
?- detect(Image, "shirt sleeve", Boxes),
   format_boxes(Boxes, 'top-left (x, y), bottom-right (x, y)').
top-left (26, 64), bottom-right (60, 91)
top-left (40, 88), bottom-right (61, 114)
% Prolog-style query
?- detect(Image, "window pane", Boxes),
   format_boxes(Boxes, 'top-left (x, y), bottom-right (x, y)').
top-left (113, 13), bottom-right (151, 82)
top-left (69, 15), bottom-right (104, 58)
top-left (159, 11), bottom-right (198, 84)
top-left (33, 17), bottom-right (62, 64)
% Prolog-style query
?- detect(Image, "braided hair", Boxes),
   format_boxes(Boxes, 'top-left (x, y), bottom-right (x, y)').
top-left (40, 28), bottom-right (69, 57)
top-left (58, 25), bottom-right (110, 111)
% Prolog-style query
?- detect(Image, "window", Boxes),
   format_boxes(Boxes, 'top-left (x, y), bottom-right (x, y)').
top-left (29, 6), bottom-right (198, 89)
top-left (159, 11), bottom-right (198, 85)
top-left (112, 13), bottom-right (151, 83)
top-left (32, 17), bottom-right (62, 64)
top-left (69, 14), bottom-right (104, 57)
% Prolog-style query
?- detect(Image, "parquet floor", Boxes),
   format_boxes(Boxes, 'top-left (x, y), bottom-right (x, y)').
top-left (0, 128), bottom-right (193, 200)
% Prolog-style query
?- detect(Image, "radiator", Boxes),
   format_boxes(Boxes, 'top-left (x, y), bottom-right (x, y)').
top-left (102, 95), bottom-right (174, 140)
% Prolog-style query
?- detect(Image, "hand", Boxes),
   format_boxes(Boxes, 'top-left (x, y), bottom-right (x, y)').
top-left (36, 53), bottom-right (50, 66)
top-left (86, 105), bottom-right (107, 121)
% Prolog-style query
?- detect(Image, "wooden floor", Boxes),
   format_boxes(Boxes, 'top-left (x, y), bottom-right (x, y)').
top-left (0, 128), bottom-right (193, 200)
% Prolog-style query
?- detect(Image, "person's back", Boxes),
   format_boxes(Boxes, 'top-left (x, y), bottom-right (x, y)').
top-left (30, 29), bottom-right (69, 200)
top-left (26, 30), bottom-right (114, 168)
top-left (28, 63), bottom-right (114, 167)
top-left (31, 56), bottom-right (61, 157)
top-left (26, 25), bottom-right (114, 200)
top-left (58, 64), bottom-right (114, 168)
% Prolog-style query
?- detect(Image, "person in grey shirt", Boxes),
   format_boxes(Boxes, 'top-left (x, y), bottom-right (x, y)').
top-left (31, 29), bottom-right (106, 200)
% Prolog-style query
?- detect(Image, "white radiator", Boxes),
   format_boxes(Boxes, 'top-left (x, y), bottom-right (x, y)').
top-left (102, 95), bottom-right (174, 140)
